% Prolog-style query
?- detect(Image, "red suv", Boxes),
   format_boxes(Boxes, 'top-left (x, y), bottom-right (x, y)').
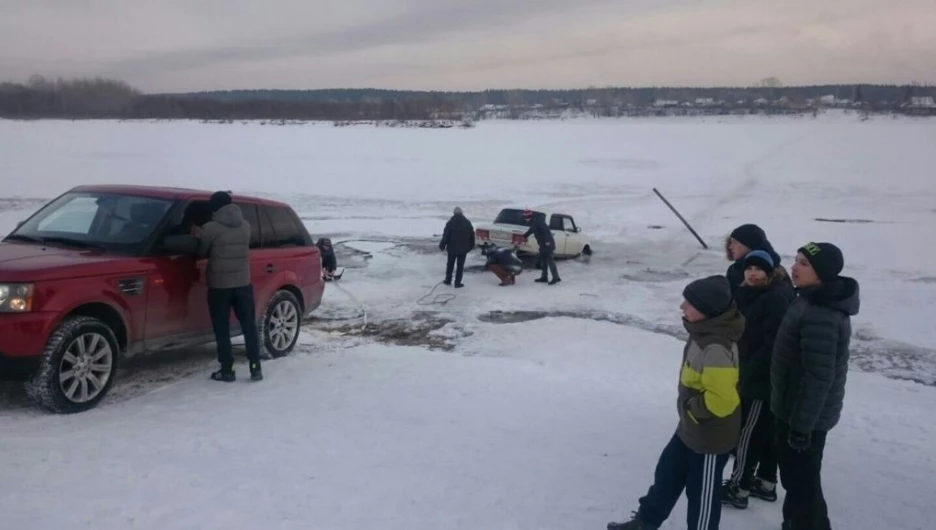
top-left (0, 185), bottom-right (324, 413)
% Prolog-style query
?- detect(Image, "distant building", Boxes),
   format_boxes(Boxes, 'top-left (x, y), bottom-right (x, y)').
top-left (695, 98), bottom-right (715, 106)
top-left (910, 96), bottom-right (936, 108)
top-left (819, 95), bottom-right (836, 105)
top-left (653, 99), bottom-right (679, 107)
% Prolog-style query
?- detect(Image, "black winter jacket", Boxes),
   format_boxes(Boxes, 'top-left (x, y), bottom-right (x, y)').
top-left (771, 276), bottom-right (860, 434)
top-left (440, 214), bottom-right (475, 255)
top-left (734, 274), bottom-right (795, 402)
top-left (523, 215), bottom-right (555, 253)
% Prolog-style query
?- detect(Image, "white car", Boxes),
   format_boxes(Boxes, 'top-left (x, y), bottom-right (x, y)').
top-left (475, 207), bottom-right (593, 259)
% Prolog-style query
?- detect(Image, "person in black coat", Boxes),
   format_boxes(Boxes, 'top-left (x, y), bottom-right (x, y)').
top-left (771, 242), bottom-right (859, 530)
top-left (521, 209), bottom-right (560, 285)
top-left (481, 244), bottom-right (523, 286)
top-left (316, 238), bottom-right (338, 279)
top-left (725, 224), bottom-right (789, 295)
top-left (439, 207), bottom-right (475, 288)
top-left (722, 250), bottom-right (794, 510)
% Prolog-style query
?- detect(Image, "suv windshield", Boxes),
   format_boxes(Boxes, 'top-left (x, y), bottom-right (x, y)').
top-left (4, 191), bottom-right (174, 253)
top-left (494, 208), bottom-right (544, 226)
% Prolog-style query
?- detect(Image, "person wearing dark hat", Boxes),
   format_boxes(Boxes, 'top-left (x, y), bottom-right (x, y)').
top-left (192, 191), bottom-right (263, 382)
top-left (724, 224), bottom-right (789, 295)
top-left (608, 275), bottom-right (744, 530)
top-left (439, 206), bottom-right (475, 288)
top-left (771, 242), bottom-right (859, 530)
top-left (521, 208), bottom-right (560, 285)
top-left (722, 250), bottom-right (795, 510)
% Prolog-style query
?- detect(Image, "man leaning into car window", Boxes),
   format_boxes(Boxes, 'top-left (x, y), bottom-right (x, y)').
top-left (192, 191), bottom-right (264, 382)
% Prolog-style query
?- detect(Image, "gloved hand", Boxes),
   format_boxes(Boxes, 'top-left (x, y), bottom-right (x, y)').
top-left (788, 430), bottom-right (811, 452)
top-left (439, 243), bottom-right (446, 251)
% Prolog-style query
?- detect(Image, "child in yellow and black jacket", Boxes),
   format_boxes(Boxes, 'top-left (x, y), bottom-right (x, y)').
top-left (609, 275), bottom-right (745, 530)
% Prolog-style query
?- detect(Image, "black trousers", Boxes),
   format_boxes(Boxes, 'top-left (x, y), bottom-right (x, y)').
top-left (636, 433), bottom-right (730, 530)
top-left (729, 398), bottom-right (778, 489)
top-left (208, 285), bottom-right (262, 371)
top-left (776, 422), bottom-right (831, 530)
top-left (445, 253), bottom-right (467, 284)
top-left (538, 248), bottom-right (559, 280)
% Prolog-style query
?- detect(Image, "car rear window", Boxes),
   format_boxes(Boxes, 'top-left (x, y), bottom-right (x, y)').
top-left (494, 209), bottom-right (544, 226)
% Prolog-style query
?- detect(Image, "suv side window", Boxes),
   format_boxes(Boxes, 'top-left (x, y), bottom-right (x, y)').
top-left (235, 202), bottom-right (262, 249)
top-left (261, 205), bottom-right (305, 248)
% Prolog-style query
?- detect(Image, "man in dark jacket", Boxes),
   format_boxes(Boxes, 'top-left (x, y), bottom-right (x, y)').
top-left (771, 242), bottom-right (859, 530)
top-left (316, 237), bottom-right (338, 280)
top-left (522, 209), bottom-right (560, 285)
top-left (723, 250), bottom-right (794, 509)
top-left (439, 207), bottom-right (475, 288)
top-left (193, 191), bottom-right (263, 382)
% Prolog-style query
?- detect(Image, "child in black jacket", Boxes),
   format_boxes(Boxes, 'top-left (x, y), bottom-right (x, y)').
top-left (722, 250), bottom-right (794, 509)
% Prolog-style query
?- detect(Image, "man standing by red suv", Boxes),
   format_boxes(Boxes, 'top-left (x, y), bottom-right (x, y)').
top-left (192, 191), bottom-right (263, 382)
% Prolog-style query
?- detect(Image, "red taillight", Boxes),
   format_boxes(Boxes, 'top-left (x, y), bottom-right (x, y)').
top-left (477, 229), bottom-right (490, 239)
top-left (512, 234), bottom-right (525, 245)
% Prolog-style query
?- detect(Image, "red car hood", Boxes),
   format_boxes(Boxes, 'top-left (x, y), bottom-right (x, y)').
top-left (0, 242), bottom-right (146, 282)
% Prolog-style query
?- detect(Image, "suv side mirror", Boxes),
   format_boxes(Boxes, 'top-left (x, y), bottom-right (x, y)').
top-left (15, 220), bottom-right (24, 229)
top-left (575, 226), bottom-right (582, 233)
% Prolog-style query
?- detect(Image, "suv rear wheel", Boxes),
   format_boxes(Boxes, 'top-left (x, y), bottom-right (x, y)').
top-left (25, 316), bottom-right (119, 413)
top-left (260, 290), bottom-right (302, 358)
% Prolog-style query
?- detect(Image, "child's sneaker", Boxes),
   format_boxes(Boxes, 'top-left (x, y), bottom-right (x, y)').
top-left (751, 477), bottom-right (778, 502)
top-left (721, 481), bottom-right (749, 509)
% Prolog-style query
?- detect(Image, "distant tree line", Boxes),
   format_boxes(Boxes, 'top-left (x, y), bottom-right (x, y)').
top-left (0, 76), bottom-right (461, 121)
top-left (1, 75), bottom-right (934, 121)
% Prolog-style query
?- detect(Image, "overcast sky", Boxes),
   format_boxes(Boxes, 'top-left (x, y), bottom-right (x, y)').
top-left (1, 0), bottom-right (934, 93)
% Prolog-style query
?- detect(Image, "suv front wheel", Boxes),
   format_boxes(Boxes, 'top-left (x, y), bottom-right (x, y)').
top-left (259, 290), bottom-right (302, 358)
top-left (25, 316), bottom-right (119, 414)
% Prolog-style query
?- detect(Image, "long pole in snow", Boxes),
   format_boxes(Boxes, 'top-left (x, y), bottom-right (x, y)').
top-left (652, 188), bottom-right (708, 249)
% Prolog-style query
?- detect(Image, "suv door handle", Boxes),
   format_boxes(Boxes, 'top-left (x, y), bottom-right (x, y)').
top-left (265, 264), bottom-right (276, 273)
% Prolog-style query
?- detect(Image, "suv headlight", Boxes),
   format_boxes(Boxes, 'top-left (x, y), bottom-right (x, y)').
top-left (0, 283), bottom-right (35, 313)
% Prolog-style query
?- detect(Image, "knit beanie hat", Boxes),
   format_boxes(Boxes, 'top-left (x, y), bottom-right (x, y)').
top-left (209, 191), bottom-right (232, 212)
top-left (743, 250), bottom-right (775, 274)
top-left (730, 224), bottom-right (767, 251)
top-left (798, 242), bottom-right (844, 282)
top-left (683, 275), bottom-right (733, 318)
top-left (453, 206), bottom-right (463, 215)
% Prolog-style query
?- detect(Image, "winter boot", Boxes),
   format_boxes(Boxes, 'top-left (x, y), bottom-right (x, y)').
top-left (721, 481), bottom-right (749, 509)
top-left (607, 513), bottom-right (656, 530)
top-left (548, 277), bottom-right (561, 285)
top-left (211, 369), bottom-right (236, 382)
top-left (751, 477), bottom-right (778, 502)
top-left (535, 276), bottom-right (549, 283)
top-left (250, 362), bottom-right (263, 381)
top-left (455, 283), bottom-right (464, 288)
top-left (442, 279), bottom-right (452, 286)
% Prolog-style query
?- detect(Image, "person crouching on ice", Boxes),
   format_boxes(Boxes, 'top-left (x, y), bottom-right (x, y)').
top-left (608, 275), bottom-right (744, 530)
top-left (481, 244), bottom-right (523, 286)
top-left (316, 237), bottom-right (337, 280)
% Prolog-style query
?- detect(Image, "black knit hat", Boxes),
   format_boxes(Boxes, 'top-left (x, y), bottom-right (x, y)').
top-left (209, 191), bottom-right (232, 212)
top-left (730, 224), bottom-right (767, 251)
top-left (798, 242), bottom-right (844, 282)
top-left (683, 275), bottom-right (733, 318)
top-left (743, 250), bottom-right (775, 274)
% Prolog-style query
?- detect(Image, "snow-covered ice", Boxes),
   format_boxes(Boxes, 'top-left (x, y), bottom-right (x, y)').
top-left (1, 113), bottom-right (935, 530)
